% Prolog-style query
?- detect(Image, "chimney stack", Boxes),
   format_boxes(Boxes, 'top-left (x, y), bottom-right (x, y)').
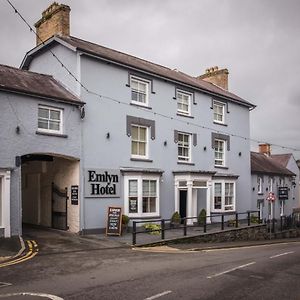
top-left (197, 66), bottom-right (229, 90)
top-left (35, 2), bottom-right (71, 46)
top-left (259, 143), bottom-right (271, 156)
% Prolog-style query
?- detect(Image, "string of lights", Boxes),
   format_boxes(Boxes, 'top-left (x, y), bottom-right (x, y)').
top-left (5, 0), bottom-right (300, 153)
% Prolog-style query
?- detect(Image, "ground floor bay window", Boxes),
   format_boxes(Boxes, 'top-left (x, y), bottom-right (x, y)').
top-left (0, 170), bottom-right (11, 237)
top-left (124, 174), bottom-right (160, 218)
top-left (212, 181), bottom-right (236, 212)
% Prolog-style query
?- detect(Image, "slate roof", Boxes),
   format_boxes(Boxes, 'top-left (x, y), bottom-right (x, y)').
top-left (270, 154), bottom-right (292, 168)
top-left (251, 152), bottom-right (295, 176)
top-left (23, 35), bottom-right (255, 108)
top-left (0, 64), bottom-right (82, 105)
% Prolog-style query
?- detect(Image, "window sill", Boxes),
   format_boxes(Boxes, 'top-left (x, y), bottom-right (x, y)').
top-left (176, 113), bottom-right (194, 119)
top-left (131, 158), bottom-right (153, 163)
top-left (213, 121), bottom-right (227, 127)
top-left (214, 165), bottom-right (228, 169)
top-left (130, 102), bottom-right (152, 110)
top-left (177, 161), bottom-right (195, 166)
top-left (36, 131), bottom-right (68, 138)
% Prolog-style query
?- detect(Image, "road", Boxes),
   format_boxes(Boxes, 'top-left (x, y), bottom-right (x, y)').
top-left (0, 237), bottom-right (299, 299)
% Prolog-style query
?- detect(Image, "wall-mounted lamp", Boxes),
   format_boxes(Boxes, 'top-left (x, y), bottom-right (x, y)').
top-left (203, 146), bottom-right (207, 151)
top-left (238, 152), bottom-right (242, 156)
top-left (106, 132), bottom-right (110, 139)
top-left (164, 140), bottom-right (167, 146)
top-left (15, 126), bottom-right (20, 134)
top-left (252, 187), bottom-right (255, 191)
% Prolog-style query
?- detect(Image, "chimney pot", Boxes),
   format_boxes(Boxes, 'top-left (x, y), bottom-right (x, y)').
top-left (197, 66), bottom-right (229, 90)
top-left (35, 2), bottom-right (71, 46)
top-left (259, 143), bottom-right (271, 156)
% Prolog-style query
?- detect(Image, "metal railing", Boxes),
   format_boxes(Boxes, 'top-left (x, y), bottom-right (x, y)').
top-left (132, 210), bottom-right (260, 245)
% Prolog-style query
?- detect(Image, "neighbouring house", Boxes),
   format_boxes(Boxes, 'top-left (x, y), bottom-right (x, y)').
top-left (0, 64), bottom-right (83, 237)
top-left (6, 2), bottom-right (256, 235)
top-left (251, 144), bottom-right (299, 222)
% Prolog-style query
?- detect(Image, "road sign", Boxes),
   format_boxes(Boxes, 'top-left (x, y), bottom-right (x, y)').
top-left (266, 192), bottom-right (276, 202)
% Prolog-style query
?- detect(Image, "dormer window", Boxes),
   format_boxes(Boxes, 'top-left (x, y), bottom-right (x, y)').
top-left (177, 90), bottom-right (191, 116)
top-left (130, 76), bottom-right (149, 106)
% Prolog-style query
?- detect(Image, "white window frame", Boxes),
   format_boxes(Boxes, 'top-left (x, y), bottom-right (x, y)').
top-left (38, 105), bottom-right (63, 134)
top-left (214, 139), bottom-right (226, 167)
top-left (124, 174), bottom-right (160, 218)
top-left (269, 177), bottom-right (274, 192)
top-left (131, 124), bottom-right (149, 159)
top-left (130, 76), bottom-right (150, 107)
top-left (177, 90), bottom-right (191, 116)
top-left (213, 100), bottom-right (226, 124)
top-left (212, 181), bottom-right (236, 212)
top-left (0, 170), bottom-right (11, 237)
top-left (177, 132), bottom-right (192, 163)
top-left (258, 177), bottom-right (263, 194)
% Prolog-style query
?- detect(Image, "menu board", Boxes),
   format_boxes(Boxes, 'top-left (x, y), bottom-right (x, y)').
top-left (106, 206), bottom-right (122, 236)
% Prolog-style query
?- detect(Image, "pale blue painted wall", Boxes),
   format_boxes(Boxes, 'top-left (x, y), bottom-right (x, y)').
top-left (27, 43), bottom-right (253, 231)
top-left (0, 91), bottom-right (81, 235)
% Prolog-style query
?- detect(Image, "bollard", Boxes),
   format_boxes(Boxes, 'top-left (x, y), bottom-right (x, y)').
top-left (132, 221), bottom-right (136, 245)
top-left (204, 217), bottom-right (207, 233)
top-left (161, 219), bottom-right (165, 240)
top-left (221, 214), bottom-right (224, 230)
top-left (183, 218), bottom-right (187, 236)
top-left (247, 211), bottom-right (250, 226)
top-left (235, 213), bottom-right (239, 228)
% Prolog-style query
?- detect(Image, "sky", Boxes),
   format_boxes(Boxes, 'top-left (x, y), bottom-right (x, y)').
top-left (1, 0), bottom-right (299, 160)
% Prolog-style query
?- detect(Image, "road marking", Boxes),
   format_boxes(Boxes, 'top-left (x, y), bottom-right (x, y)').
top-left (207, 261), bottom-right (256, 279)
top-left (202, 241), bottom-right (300, 252)
top-left (0, 240), bottom-right (38, 268)
top-left (0, 292), bottom-right (63, 299)
top-left (0, 282), bottom-right (12, 289)
top-left (270, 251), bottom-right (294, 259)
top-left (133, 246), bottom-right (192, 254)
top-left (144, 290), bottom-right (172, 300)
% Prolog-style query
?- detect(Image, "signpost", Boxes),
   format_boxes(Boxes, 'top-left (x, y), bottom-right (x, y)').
top-left (266, 192), bottom-right (276, 238)
top-left (106, 206), bottom-right (122, 236)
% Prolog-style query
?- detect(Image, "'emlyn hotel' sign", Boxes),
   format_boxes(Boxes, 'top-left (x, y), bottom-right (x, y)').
top-left (84, 169), bottom-right (120, 198)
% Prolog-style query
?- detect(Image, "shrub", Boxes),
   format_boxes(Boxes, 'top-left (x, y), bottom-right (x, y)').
top-left (122, 214), bottom-right (130, 225)
top-left (250, 214), bottom-right (259, 224)
top-left (171, 211), bottom-right (181, 224)
top-left (198, 209), bottom-right (207, 226)
top-left (143, 223), bottom-right (161, 235)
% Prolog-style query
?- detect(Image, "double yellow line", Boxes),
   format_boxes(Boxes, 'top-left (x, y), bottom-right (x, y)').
top-left (0, 240), bottom-right (38, 268)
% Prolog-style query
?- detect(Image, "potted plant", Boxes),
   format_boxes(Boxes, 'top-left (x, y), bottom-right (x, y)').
top-left (198, 209), bottom-right (206, 226)
top-left (122, 214), bottom-right (130, 234)
top-left (171, 211), bottom-right (181, 228)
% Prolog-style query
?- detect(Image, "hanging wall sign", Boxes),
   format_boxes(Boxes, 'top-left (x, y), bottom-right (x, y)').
top-left (71, 185), bottom-right (79, 205)
top-left (278, 187), bottom-right (289, 200)
top-left (84, 169), bottom-right (120, 198)
top-left (106, 206), bottom-right (122, 236)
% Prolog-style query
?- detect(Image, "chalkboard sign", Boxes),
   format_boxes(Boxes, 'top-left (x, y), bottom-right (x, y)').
top-left (106, 206), bottom-right (122, 236)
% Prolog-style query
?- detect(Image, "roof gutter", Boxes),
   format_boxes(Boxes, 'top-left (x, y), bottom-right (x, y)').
top-left (0, 87), bottom-right (84, 107)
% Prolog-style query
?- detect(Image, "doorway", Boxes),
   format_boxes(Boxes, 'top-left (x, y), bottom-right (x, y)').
top-left (179, 190), bottom-right (187, 222)
top-left (21, 154), bottom-right (80, 233)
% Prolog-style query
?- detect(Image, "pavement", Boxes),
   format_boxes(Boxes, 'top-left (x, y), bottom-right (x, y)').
top-left (1, 225), bottom-right (299, 263)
